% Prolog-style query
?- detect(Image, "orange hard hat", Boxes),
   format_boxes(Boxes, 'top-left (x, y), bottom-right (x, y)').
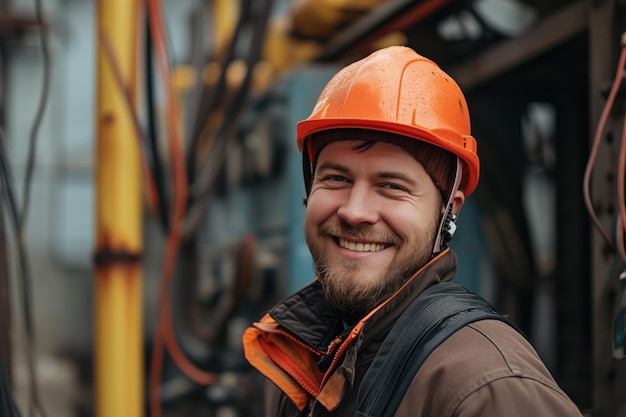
top-left (296, 46), bottom-right (479, 196)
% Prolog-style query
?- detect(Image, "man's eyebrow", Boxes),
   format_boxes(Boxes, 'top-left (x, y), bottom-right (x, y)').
top-left (316, 162), bottom-right (349, 174)
top-left (376, 171), bottom-right (418, 186)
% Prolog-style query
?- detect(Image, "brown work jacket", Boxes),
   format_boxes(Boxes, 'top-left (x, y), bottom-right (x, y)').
top-left (243, 249), bottom-right (584, 417)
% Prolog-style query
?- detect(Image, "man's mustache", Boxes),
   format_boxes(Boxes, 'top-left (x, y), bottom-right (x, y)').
top-left (318, 220), bottom-right (403, 246)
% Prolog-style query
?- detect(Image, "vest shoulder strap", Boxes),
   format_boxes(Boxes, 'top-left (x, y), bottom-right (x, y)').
top-left (355, 281), bottom-right (523, 417)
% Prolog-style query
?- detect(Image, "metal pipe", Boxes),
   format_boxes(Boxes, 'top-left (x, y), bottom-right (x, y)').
top-left (313, 0), bottom-right (452, 62)
top-left (94, 0), bottom-right (143, 416)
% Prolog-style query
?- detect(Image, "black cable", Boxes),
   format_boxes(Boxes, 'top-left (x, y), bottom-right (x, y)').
top-left (15, 0), bottom-right (51, 413)
top-left (0, 130), bottom-right (29, 417)
top-left (20, 0), bottom-right (51, 234)
top-left (0, 355), bottom-right (22, 417)
top-left (217, 0), bottom-right (273, 140)
top-left (0, 128), bottom-right (46, 417)
top-left (145, 12), bottom-right (170, 232)
top-left (184, 0), bottom-right (254, 182)
top-left (182, 0), bottom-right (274, 236)
top-left (0, 132), bottom-right (20, 243)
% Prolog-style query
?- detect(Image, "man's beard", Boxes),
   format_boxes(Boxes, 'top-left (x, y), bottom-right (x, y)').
top-left (307, 219), bottom-right (437, 317)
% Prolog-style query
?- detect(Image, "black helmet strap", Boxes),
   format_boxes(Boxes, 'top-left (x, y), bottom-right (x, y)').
top-left (432, 157), bottom-right (462, 255)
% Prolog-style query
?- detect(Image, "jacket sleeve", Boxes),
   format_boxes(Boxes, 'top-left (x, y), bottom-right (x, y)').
top-left (452, 375), bottom-right (584, 417)
top-left (394, 320), bottom-right (584, 417)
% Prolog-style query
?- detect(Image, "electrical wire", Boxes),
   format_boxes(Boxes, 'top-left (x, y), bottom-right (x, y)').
top-left (583, 35), bottom-right (626, 253)
top-left (187, 0), bottom-right (244, 181)
top-left (0, 128), bottom-right (46, 417)
top-left (0, 355), bottom-right (22, 417)
top-left (618, 104), bottom-right (626, 262)
top-left (101, 1), bottom-right (276, 415)
top-left (184, 0), bottom-right (252, 180)
top-left (145, 1), bottom-right (217, 416)
top-left (183, 0), bottom-right (274, 238)
top-left (144, 16), bottom-right (170, 232)
top-left (19, 0), bottom-right (50, 235)
top-left (7, 0), bottom-right (51, 414)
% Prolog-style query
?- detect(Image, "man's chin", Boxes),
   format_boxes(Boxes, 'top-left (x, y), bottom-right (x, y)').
top-left (325, 293), bottom-right (377, 317)
top-left (321, 278), bottom-right (387, 313)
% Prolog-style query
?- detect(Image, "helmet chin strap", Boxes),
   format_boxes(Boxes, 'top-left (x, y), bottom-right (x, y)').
top-left (432, 157), bottom-right (462, 255)
top-left (302, 140), bottom-right (313, 199)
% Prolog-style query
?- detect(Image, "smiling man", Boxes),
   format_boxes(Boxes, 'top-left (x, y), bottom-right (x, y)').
top-left (242, 46), bottom-right (583, 417)
top-left (304, 132), bottom-right (457, 317)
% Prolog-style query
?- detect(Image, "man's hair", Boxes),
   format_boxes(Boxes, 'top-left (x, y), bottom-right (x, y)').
top-left (308, 128), bottom-right (458, 203)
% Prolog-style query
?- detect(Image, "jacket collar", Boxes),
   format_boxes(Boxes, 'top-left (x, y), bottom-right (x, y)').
top-left (269, 280), bottom-right (346, 353)
top-left (243, 249), bottom-right (459, 413)
top-left (268, 249), bottom-right (458, 352)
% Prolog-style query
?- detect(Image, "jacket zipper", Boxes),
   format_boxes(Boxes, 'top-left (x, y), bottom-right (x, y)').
top-left (319, 324), bottom-right (363, 389)
top-left (258, 327), bottom-right (347, 414)
top-left (257, 328), bottom-right (325, 397)
top-left (259, 325), bottom-right (328, 356)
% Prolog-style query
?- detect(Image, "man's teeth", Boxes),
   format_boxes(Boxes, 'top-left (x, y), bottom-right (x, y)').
top-left (338, 238), bottom-right (385, 252)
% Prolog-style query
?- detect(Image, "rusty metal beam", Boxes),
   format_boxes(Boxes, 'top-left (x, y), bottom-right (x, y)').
top-left (448, 0), bottom-right (588, 91)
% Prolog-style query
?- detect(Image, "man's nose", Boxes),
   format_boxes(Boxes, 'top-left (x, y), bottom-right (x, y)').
top-left (336, 182), bottom-right (379, 225)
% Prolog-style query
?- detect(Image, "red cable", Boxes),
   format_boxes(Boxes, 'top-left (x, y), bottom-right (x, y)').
top-left (618, 105), bottom-right (626, 261)
top-left (146, 1), bottom-right (216, 416)
top-left (583, 42), bottom-right (626, 252)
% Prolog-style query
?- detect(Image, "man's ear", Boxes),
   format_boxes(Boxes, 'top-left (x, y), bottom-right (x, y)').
top-left (452, 189), bottom-right (465, 216)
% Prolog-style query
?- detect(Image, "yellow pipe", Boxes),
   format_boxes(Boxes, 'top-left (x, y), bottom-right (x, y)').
top-left (95, 0), bottom-right (143, 416)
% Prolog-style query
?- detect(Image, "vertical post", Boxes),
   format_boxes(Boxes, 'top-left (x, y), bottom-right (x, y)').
top-left (94, 0), bottom-right (143, 416)
top-left (589, 1), bottom-right (626, 416)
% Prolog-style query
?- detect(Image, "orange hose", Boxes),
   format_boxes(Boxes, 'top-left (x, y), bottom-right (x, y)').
top-left (146, 1), bottom-right (216, 416)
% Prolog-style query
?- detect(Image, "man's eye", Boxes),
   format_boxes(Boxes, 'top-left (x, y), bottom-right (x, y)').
top-left (383, 183), bottom-right (406, 192)
top-left (325, 175), bottom-right (347, 182)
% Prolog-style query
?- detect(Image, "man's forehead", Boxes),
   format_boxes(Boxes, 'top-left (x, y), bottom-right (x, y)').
top-left (309, 128), bottom-right (456, 199)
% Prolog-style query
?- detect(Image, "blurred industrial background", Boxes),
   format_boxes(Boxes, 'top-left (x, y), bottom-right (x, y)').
top-left (0, 0), bottom-right (625, 416)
